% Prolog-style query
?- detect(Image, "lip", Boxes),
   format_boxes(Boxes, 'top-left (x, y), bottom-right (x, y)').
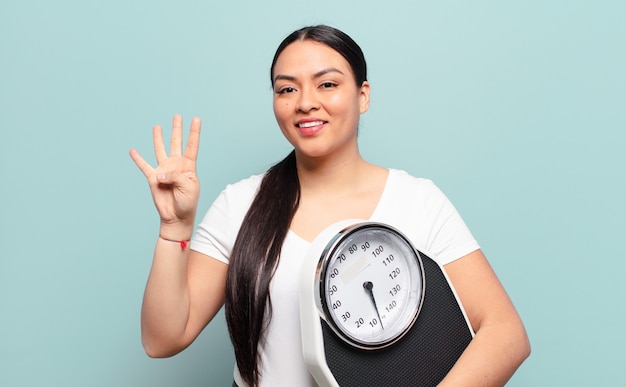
top-left (295, 118), bottom-right (328, 136)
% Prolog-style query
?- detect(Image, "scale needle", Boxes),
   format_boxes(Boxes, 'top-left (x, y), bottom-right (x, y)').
top-left (363, 281), bottom-right (384, 330)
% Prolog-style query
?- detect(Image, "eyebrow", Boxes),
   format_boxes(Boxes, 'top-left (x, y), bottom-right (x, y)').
top-left (273, 67), bottom-right (345, 84)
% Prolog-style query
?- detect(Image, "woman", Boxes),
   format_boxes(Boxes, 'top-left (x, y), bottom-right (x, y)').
top-left (130, 25), bottom-right (530, 387)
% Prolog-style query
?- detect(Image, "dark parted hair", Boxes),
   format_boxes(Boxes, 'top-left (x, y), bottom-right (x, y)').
top-left (224, 25), bottom-right (368, 387)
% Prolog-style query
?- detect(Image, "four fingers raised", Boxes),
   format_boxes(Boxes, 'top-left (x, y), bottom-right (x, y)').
top-left (130, 114), bottom-right (202, 177)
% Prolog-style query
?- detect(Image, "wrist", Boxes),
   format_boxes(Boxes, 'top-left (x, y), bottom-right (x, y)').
top-left (159, 235), bottom-right (191, 250)
top-left (159, 221), bottom-right (194, 242)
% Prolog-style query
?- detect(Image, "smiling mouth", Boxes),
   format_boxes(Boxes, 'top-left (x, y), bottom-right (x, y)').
top-left (297, 120), bottom-right (326, 128)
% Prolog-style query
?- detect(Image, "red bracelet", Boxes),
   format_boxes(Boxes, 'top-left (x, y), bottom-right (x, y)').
top-left (159, 236), bottom-right (191, 250)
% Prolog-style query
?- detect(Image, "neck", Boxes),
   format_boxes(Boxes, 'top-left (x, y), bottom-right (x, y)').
top-left (295, 149), bottom-right (373, 196)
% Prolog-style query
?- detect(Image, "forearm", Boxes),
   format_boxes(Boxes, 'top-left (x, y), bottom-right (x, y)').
top-left (440, 251), bottom-right (531, 386)
top-left (131, 114), bottom-right (207, 357)
top-left (141, 233), bottom-right (193, 357)
top-left (438, 319), bottom-right (530, 386)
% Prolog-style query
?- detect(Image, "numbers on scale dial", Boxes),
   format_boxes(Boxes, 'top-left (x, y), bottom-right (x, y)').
top-left (325, 228), bottom-right (417, 345)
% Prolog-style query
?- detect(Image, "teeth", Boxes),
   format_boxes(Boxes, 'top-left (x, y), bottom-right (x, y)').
top-left (298, 121), bottom-right (324, 128)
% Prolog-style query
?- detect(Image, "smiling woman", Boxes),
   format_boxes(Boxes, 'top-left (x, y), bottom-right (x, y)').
top-left (130, 25), bottom-right (530, 387)
top-left (272, 40), bottom-right (370, 162)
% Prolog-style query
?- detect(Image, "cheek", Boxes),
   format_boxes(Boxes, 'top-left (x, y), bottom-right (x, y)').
top-left (273, 101), bottom-right (286, 116)
top-left (273, 101), bottom-right (292, 128)
top-left (325, 92), bottom-right (358, 116)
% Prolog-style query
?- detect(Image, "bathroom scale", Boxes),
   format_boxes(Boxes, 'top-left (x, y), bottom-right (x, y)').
top-left (299, 220), bottom-right (474, 386)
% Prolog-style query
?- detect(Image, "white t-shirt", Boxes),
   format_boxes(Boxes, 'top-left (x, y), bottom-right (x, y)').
top-left (191, 169), bottom-right (479, 386)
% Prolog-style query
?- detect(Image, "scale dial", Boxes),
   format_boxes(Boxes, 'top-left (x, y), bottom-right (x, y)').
top-left (316, 223), bottom-right (425, 350)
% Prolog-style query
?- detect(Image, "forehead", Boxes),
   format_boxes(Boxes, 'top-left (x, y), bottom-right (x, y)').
top-left (273, 40), bottom-right (353, 77)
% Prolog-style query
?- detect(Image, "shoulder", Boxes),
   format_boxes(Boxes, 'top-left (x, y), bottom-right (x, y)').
top-left (386, 169), bottom-right (444, 199)
top-left (374, 169), bottom-right (478, 263)
top-left (214, 173), bottom-right (266, 209)
top-left (221, 173), bottom-right (265, 196)
top-left (375, 169), bottom-right (448, 226)
top-left (198, 172), bottom-right (266, 233)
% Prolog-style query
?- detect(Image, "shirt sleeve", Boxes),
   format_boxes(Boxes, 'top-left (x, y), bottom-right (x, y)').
top-left (190, 174), bottom-right (263, 264)
top-left (418, 179), bottom-right (480, 265)
top-left (374, 170), bottom-right (479, 267)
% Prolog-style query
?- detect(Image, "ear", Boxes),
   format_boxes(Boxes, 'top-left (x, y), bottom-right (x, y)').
top-left (359, 81), bottom-right (371, 114)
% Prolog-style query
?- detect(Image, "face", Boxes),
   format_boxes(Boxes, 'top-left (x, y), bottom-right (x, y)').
top-left (272, 40), bottom-right (370, 161)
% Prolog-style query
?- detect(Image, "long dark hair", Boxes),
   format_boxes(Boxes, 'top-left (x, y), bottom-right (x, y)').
top-left (225, 25), bottom-right (368, 387)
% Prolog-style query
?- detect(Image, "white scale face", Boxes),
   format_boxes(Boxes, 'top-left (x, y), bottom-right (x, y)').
top-left (316, 223), bottom-right (425, 350)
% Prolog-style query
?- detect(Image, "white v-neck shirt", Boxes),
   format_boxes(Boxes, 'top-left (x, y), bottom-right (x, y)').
top-left (191, 169), bottom-right (479, 386)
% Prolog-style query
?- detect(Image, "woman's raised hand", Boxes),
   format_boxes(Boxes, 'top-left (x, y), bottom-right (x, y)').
top-left (130, 115), bottom-right (201, 239)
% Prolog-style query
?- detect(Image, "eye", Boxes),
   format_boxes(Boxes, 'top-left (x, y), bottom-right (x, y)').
top-left (320, 82), bottom-right (338, 89)
top-left (276, 86), bottom-right (296, 94)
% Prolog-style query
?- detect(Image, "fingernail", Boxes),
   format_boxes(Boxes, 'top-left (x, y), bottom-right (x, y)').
top-left (157, 173), bottom-right (166, 181)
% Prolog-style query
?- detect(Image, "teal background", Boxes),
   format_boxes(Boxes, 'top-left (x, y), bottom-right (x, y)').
top-left (1, 0), bottom-right (624, 385)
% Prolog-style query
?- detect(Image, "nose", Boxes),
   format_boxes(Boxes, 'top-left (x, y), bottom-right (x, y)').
top-left (296, 86), bottom-right (320, 113)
